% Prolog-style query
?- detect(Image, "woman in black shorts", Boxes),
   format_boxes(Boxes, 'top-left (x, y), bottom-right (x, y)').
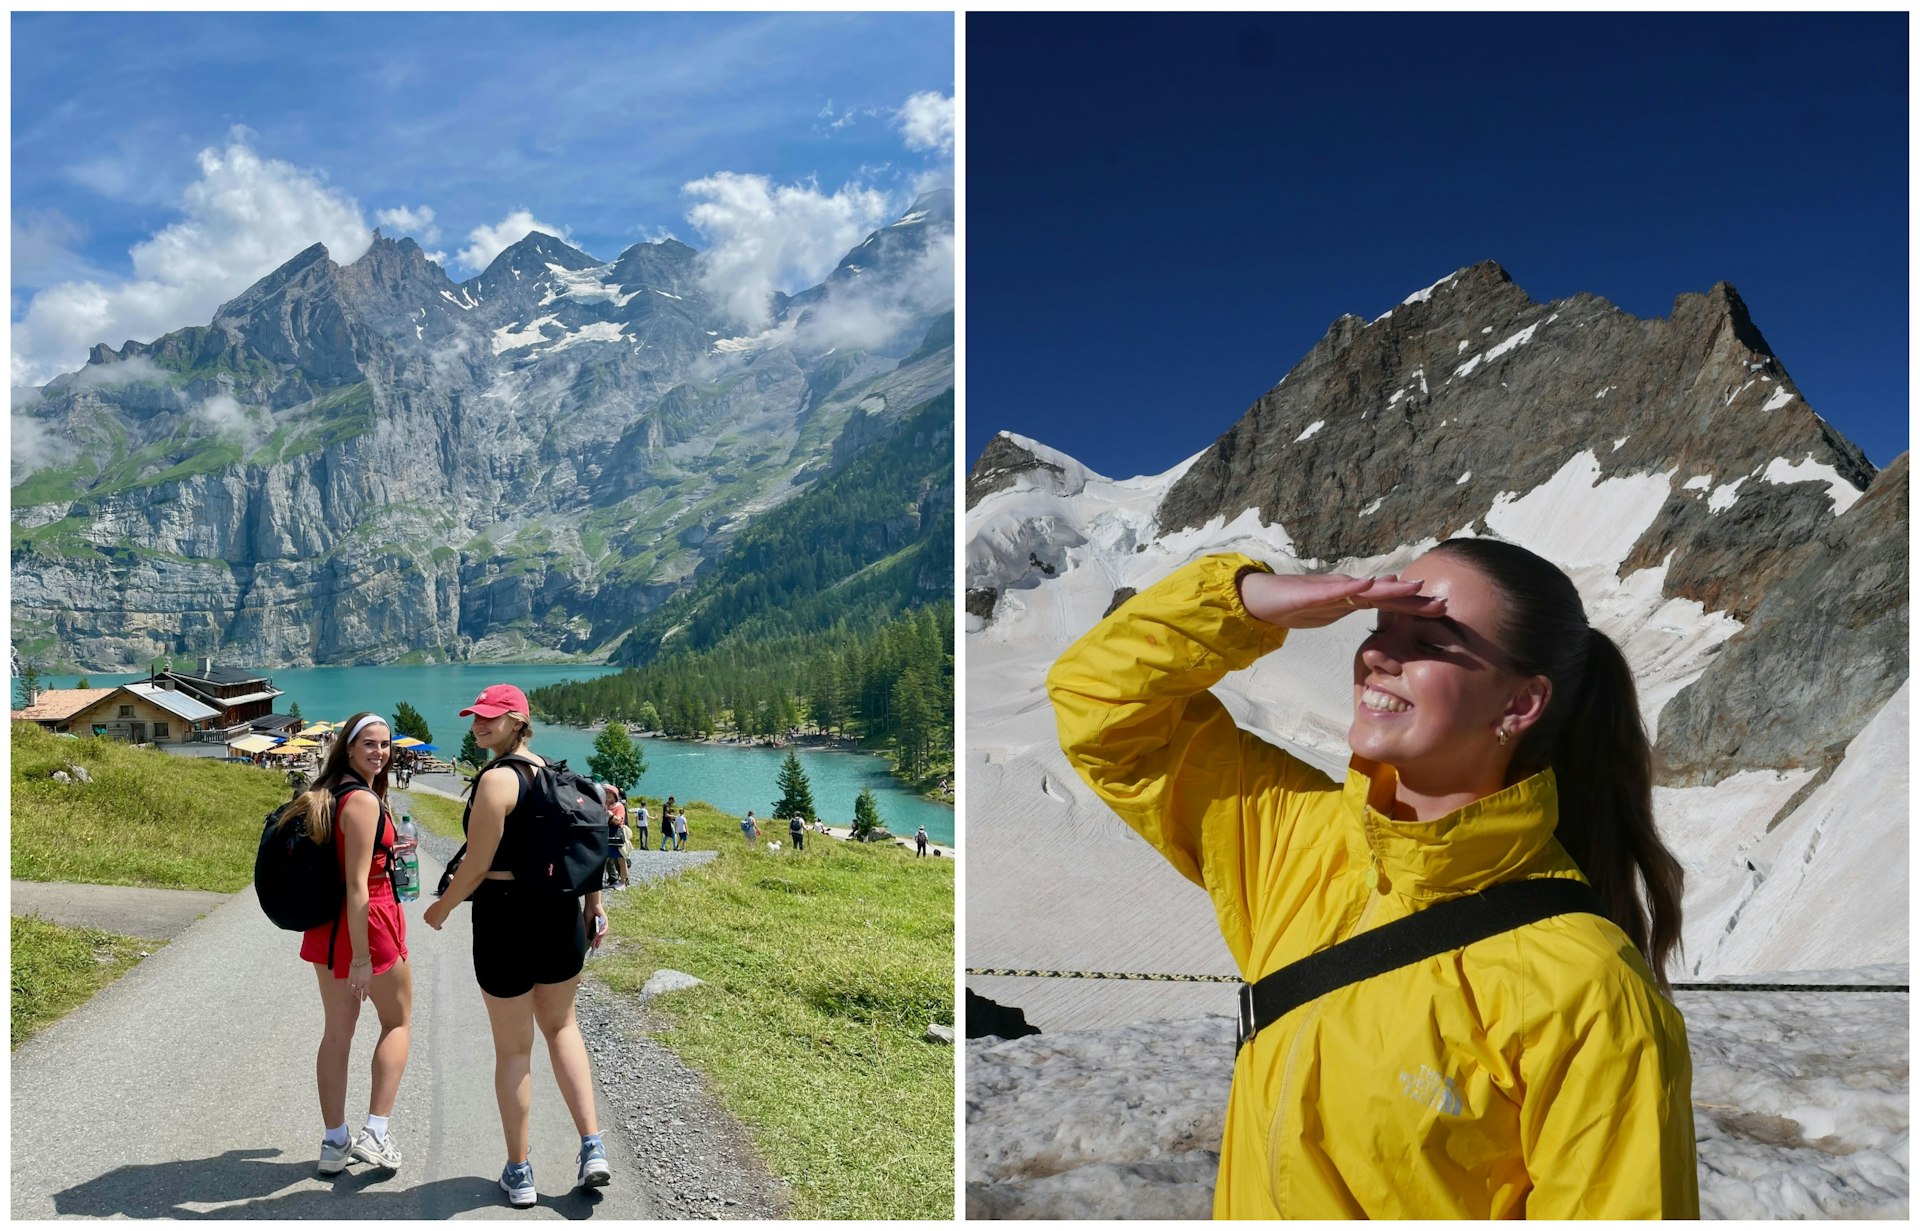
top-left (422, 684), bottom-right (610, 1208)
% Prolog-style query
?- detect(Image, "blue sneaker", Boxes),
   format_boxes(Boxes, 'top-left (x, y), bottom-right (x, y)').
top-left (577, 1135), bottom-right (611, 1188)
top-left (500, 1160), bottom-right (536, 1208)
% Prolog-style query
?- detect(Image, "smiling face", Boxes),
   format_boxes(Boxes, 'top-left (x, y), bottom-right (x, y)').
top-left (1348, 551), bottom-right (1550, 801)
top-left (346, 722), bottom-right (392, 782)
top-left (469, 710), bottom-right (521, 754)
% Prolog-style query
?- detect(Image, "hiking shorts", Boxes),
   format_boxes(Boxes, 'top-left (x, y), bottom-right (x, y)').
top-left (302, 885), bottom-right (409, 978)
top-left (469, 881), bottom-right (588, 998)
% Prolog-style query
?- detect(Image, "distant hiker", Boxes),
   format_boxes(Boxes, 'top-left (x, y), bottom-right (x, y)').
top-left (282, 711), bottom-right (411, 1176)
top-left (789, 813), bottom-right (804, 851)
top-left (1049, 541), bottom-right (1698, 1218)
top-left (915, 826), bottom-right (929, 858)
top-left (674, 808), bottom-right (689, 850)
top-left (422, 684), bottom-right (611, 1207)
top-left (741, 810), bottom-right (759, 845)
top-left (633, 799), bottom-right (650, 851)
top-left (603, 784), bottom-right (630, 890)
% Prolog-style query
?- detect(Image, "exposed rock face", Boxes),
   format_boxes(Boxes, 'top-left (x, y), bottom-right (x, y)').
top-left (1656, 453), bottom-right (1908, 786)
top-left (966, 432), bottom-right (1073, 509)
top-left (12, 193), bottom-right (954, 670)
top-left (1156, 262), bottom-right (1873, 622)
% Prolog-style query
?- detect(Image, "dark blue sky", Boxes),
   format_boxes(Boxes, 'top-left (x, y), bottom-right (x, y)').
top-left (967, 12), bottom-right (1908, 476)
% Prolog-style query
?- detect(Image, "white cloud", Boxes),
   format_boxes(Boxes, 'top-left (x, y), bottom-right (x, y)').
top-left (897, 91), bottom-right (954, 156)
top-left (375, 204), bottom-right (440, 244)
top-left (69, 355), bottom-right (169, 389)
top-left (12, 135), bottom-right (372, 387)
top-left (455, 210), bottom-right (574, 274)
top-left (11, 406), bottom-right (78, 482)
top-left (683, 172), bottom-right (894, 329)
top-left (799, 228), bottom-right (955, 355)
top-left (13, 210), bottom-right (104, 289)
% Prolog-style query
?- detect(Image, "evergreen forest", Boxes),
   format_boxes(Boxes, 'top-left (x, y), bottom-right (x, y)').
top-left (532, 389), bottom-right (955, 787)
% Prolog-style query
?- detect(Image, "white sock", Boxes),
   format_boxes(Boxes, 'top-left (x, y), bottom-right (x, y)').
top-left (325, 1124), bottom-right (350, 1147)
top-left (365, 1114), bottom-right (389, 1140)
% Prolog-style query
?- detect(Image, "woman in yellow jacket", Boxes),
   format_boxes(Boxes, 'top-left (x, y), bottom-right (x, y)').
top-left (1047, 539), bottom-right (1698, 1219)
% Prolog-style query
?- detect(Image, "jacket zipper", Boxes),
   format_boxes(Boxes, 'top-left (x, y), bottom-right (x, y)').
top-left (1266, 813), bottom-right (1389, 1214)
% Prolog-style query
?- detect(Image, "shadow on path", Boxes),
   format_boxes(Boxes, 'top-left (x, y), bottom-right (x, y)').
top-left (52, 1148), bottom-right (608, 1220)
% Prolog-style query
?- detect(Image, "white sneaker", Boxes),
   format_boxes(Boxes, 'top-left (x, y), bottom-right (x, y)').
top-left (501, 1161), bottom-right (537, 1207)
top-left (350, 1126), bottom-right (402, 1170)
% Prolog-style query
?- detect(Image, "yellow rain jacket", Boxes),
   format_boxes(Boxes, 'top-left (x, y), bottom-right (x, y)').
top-left (1048, 553), bottom-right (1698, 1219)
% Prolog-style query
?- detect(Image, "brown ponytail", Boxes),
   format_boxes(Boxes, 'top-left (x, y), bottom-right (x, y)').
top-left (1430, 539), bottom-right (1685, 989)
top-left (1545, 629), bottom-right (1684, 990)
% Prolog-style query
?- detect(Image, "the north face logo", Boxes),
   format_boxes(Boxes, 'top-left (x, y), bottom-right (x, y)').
top-left (1398, 1065), bottom-right (1464, 1116)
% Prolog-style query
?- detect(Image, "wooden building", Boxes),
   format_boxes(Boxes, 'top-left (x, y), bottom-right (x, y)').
top-left (17, 683), bottom-right (220, 745)
top-left (12, 688), bottom-right (119, 734)
top-left (155, 660), bottom-right (285, 736)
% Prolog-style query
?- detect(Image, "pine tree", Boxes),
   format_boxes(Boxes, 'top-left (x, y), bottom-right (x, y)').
top-left (393, 701), bottom-right (431, 743)
top-left (22, 662), bottom-right (41, 706)
top-left (587, 721), bottom-right (647, 793)
top-left (458, 729), bottom-right (483, 767)
top-left (772, 750), bottom-right (817, 821)
top-left (852, 786), bottom-right (883, 841)
top-left (288, 700), bottom-right (303, 726)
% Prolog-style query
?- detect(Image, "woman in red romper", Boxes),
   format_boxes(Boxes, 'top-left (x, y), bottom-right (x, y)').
top-left (291, 712), bottom-right (412, 1175)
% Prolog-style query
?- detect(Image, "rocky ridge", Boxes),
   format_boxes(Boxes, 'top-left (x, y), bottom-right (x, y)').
top-left (13, 191), bottom-right (955, 671)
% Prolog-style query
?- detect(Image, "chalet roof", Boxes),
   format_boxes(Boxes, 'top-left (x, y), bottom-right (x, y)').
top-left (122, 682), bottom-right (221, 723)
top-left (211, 690), bottom-right (282, 708)
top-left (162, 666), bottom-right (274, 687)
top-left (13, 688), bottom-right (118, 723)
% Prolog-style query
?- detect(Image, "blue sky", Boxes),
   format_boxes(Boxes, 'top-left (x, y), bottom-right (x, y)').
top-left (968, 12), bottom-right (1908, 473)
top-left (12, 11), bottom-right (953, 385)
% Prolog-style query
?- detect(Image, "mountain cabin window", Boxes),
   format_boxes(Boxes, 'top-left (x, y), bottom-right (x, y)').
top-left (153, 722), bottom-right (170, 739)
top-left (119, 705), bottom-right (133, 718)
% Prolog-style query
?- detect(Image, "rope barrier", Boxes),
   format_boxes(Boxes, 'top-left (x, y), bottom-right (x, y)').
top-left (966, 967), bottom-right (1906, 993)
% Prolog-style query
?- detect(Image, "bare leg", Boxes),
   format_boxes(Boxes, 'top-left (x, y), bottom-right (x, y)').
top-left (532, 976), bottom-right (599, 1137)
top-left (365, 959), bottom-right (413, 1117)
top-left (482, 990), bottom-right (537, 1162)
top-left (314, 964), bottom-right (361, 1128)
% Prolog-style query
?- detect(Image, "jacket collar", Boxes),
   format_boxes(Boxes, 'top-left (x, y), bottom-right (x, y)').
top-left (1341, 756), bottom-right (1573, 900)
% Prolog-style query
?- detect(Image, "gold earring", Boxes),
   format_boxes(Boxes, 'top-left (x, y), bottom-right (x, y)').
top-left (1497, 728), bottom-right (1510, 747)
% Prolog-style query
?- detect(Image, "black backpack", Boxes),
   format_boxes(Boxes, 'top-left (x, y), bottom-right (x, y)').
top-left (458, 754), bottom-right (611, 896)
top-left (253, 781), bottom-right (389, 932)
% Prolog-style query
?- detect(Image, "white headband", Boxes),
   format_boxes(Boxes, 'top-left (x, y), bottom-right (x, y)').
top-left (346, 714), bottom-right (391, 743)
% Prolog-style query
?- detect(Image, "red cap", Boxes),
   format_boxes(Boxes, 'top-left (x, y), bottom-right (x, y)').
top-left (460, 684), bottom-right (530, 719)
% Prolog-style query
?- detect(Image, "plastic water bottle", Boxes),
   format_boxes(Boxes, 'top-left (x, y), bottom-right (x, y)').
top-left (394, 813), bottom-right (421, 903)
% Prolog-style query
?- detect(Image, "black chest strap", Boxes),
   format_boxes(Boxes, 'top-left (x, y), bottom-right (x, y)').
top-left (1236, 878), bottom-right (1606, 1053)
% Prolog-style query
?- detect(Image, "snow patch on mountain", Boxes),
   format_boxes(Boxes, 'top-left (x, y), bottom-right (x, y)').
top-left (1762, 455), bottom-right (1864, 517)
top-left (493, 315), bottom-right (559, 353)
top-left (1482, 450), bottom-right (1674, 570)
top-left (538, 262), bottom-right (640, 309)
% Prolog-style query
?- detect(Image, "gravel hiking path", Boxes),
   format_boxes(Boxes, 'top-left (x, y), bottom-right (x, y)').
top-left (10, 799), bottom-right (784, 1220)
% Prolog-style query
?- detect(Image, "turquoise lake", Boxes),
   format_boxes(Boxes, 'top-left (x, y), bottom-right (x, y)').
top-left (26, 663), bottom-right (954, 846)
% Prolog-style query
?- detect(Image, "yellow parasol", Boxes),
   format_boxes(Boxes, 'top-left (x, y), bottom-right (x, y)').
top-left (393, 736), bottom-right (426, 748)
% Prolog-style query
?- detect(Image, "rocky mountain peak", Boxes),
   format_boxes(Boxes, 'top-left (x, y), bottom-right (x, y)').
top-left (212, 241), bottom-right (339, 325)
top-left (1155, 265), bottom-right (1870, 621)
top-left (480, 230), bottom-right (597, 280)
top-left (966, 431), bottom-right (1087, 509)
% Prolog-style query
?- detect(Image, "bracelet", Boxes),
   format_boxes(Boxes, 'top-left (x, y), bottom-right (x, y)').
top-left (351, 958), bottom-right (373, 969)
